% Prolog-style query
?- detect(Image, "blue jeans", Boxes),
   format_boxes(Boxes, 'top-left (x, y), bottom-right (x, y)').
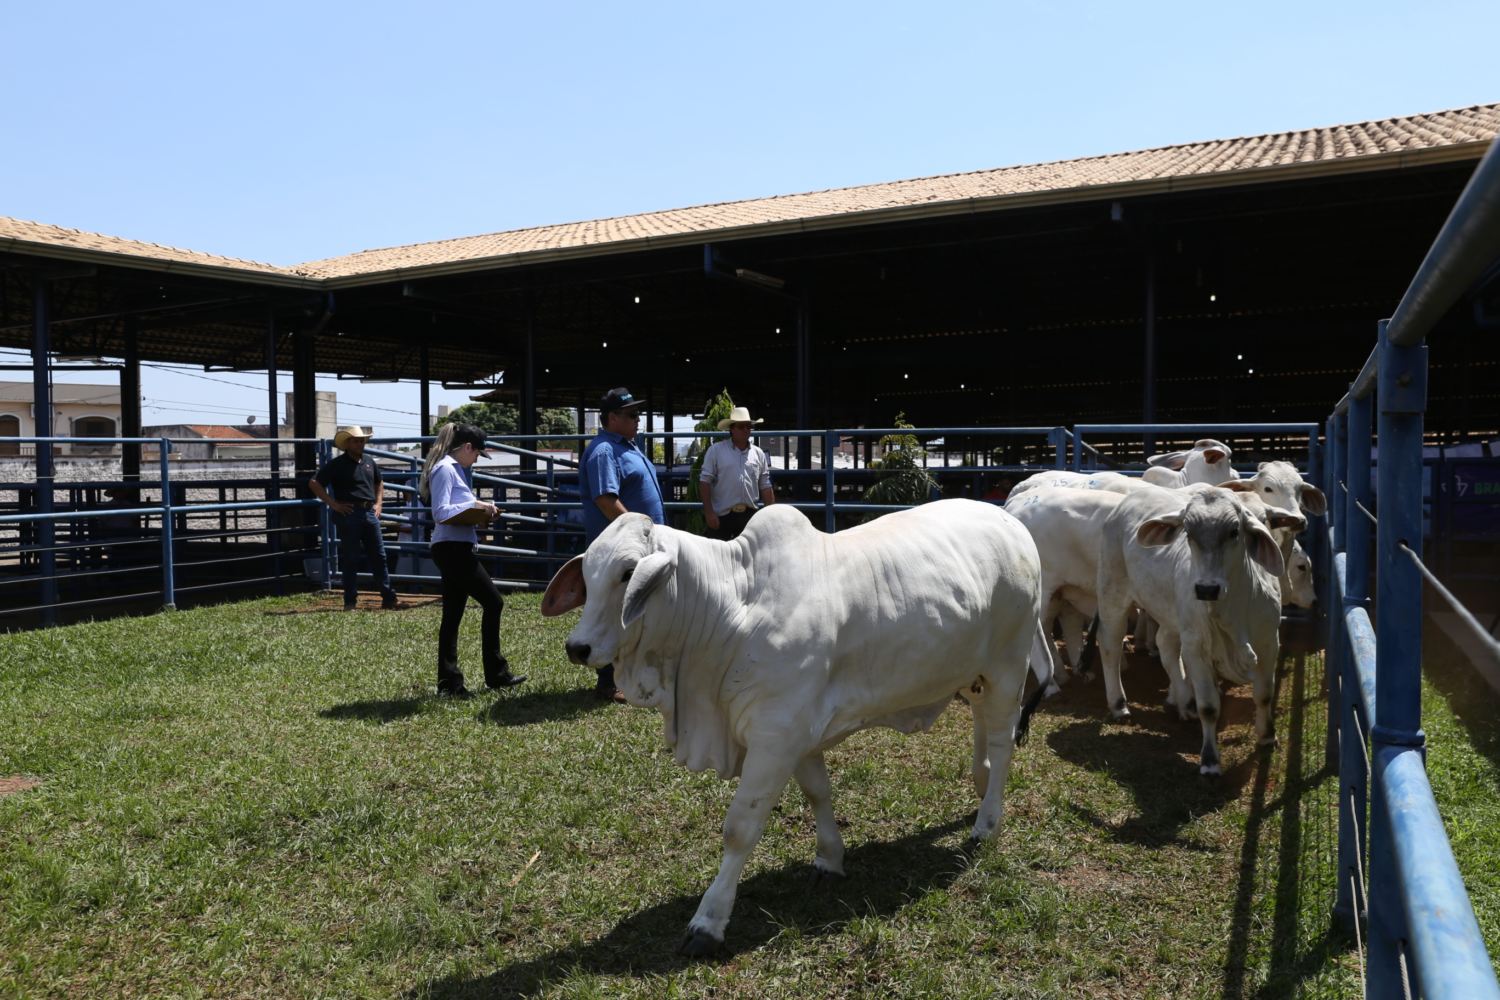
top-left (338, 508), bottom-right (395, 606)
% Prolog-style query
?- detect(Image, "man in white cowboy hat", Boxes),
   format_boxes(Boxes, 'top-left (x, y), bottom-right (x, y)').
top-left (310, 426), bottom-right (398, 610)
top-left (698, 404), bottom-right (776, 541)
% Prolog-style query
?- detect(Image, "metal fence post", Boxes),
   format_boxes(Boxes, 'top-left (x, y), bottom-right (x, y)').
top-left (1336, 390), bottom-right (1373, 925)
top-left (1049, 427), bottom-right (1065, 469)
top-left (824, 431), bottom-right (838, 534)
top-left (1368, 321), bottom-right (1428, 999)
top-left (1325, 411), bottom-right (1346, 769)
top-left (318, 440), bottom-right (333, 591)
top-left (158, 438), bottom-right (176, 610)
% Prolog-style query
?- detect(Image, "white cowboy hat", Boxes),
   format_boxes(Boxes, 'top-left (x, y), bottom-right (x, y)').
top-left (333, 425), bottom-right (373, 450)
top-left (717, 406), bottom-right (765, 431)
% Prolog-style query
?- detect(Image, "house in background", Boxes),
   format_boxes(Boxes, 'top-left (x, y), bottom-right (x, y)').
top-left (0, 381), bottom-right (122, 457)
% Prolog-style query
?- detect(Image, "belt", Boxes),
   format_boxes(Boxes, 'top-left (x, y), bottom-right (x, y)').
top-left (351, 500), bottom-right (375, 509)
top-left (729, 504), bottom-right (751, 513)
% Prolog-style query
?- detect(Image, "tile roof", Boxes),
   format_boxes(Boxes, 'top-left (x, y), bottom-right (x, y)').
top-left (183, 424), bottom-right (258, 440)
top-left (0, 218), bottom-right (304, 281)
top-left (3, 103), bottom-right (1496, 286)
top-left (298, 103), bottom-right (1499, 281)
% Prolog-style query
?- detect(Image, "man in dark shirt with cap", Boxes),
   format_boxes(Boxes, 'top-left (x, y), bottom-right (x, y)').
top-left (310, 425), bottom-right (398, 611)
top-left (579, 387), bottom-right (665, 701)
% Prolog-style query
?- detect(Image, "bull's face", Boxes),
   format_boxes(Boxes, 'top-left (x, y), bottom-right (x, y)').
top-left (540, 514), bottom-right (677, 667)
top-left (1149, 439), bottom-right (1236, 486)
top-left (1137, 489), bottom-right (1284, 602)
top-left (1219, 460), bottom-right (1327, 518)
top-left (1282, 541), bottom-right (1316, 608)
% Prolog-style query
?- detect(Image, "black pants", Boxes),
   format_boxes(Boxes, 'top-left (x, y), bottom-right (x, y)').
top-left (431, 541), bottom-right (506, 692)
top-left (707, 507), bottom-right (755, 541)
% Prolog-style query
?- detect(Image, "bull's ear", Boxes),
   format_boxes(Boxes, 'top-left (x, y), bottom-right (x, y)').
top-left (1247, 522), bottom-right (1286, 577)
top-left (1267, 510), bottom-right (1307, 535)
top-left (1147, 450), bottom-right (1188, 470)
top-left (1298, 482), bottom-right (1328, 516)
top-left (541, 556), bottom-right (586, 617)
top-left (1202, 447), bottom-right (1228, 465)
top-left (1217, 479), bottom-right (1255, 493)
top-left (621, 551), bottom-right (673, 628)
top-left (1137, 510), bottom-right (1184, 547)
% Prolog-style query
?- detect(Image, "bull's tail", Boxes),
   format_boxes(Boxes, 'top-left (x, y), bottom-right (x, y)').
top-left (1016, 619), bottom-right (1054, 747)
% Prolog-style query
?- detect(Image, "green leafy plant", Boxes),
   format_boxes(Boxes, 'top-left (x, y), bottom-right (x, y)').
top-left (861, 411), bottom-right (939, 511)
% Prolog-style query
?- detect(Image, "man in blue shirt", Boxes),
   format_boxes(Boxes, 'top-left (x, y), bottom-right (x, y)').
top-left (579, 386), bottom-right (665, 701)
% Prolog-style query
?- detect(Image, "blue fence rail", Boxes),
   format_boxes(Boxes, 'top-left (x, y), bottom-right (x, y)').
top-left (0, 435), bottom-right (322, 627)
top-left (1322, 136), bottom-right (1500, 998)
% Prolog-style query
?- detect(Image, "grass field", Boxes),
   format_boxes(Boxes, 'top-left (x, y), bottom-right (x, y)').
top-left (1, 591), bottom-right (1494, 998)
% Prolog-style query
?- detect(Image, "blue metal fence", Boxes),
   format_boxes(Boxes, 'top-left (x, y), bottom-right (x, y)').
top-left (1322, 137), bottom-right (1500, 998)
top-left (0, 436), bottom-right (322, 626)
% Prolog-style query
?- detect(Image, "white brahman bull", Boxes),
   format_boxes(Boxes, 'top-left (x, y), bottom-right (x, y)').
top-left (1096, 486), bottom-right (1301, 775)
top-left (1004, 486), bottom-right (1126, 692)
top-left (540, 500), bottom-right (1048, 954)
top-left (1008, 469), bottom-right (1155, 499)
top-left (1140, 439), bottom-right (1239, 488)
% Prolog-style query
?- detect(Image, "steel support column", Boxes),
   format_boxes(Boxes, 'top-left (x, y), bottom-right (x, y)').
top-left (1324, 412), bottom-right (1345, 771)
top-left (266, 309), bottom-right (281, 488)
top-left (121, 319), bottom-right (142, 483)
top-left (32, 279), bottom-right (56, 625)
top-left (293, 326), bottom-right (317, 491)
top-left (1143, 248), bottom-right (1157, 457)
top-left (1368, 320), bottom-right (1428, 998)
top-left (521, 299), bottom-right (537, 477)
top-left (796, 296), bottom-right (812, 500)
top-left (419, 344), bottom-right (431, 437)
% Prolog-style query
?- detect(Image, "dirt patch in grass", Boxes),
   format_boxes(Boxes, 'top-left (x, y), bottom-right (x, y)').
top-left (264, 592), bottom-right (441, 615)
top-left (0, 775), bottom-right (40, 797)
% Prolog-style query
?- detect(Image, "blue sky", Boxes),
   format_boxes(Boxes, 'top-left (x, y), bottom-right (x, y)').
top-left (4, 0), bottom-right (1497, 433)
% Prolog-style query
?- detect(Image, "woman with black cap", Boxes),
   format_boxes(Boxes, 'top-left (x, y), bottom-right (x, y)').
top-left (418, 422), bottom-right (526, 698)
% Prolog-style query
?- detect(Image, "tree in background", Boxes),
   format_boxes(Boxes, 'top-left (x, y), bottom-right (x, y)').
top-left (436, 402), bottom-right (576, 447)
top-left (861, 411), bottom-right (939, 514)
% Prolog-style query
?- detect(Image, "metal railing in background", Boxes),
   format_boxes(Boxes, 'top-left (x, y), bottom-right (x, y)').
top-left (1322, 137), bottom-right (1500, 999)
top-left (0, 436), bottom-right (322, 627)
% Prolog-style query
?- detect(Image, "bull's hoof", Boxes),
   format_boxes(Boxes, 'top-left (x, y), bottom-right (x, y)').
top-left (1258, 735), bottom-right (1279, 749)
top-left (678, 928), bottom-right (723, 958)
top-left (1109, 706), bottom-right (1132, 721)
top-left (1199, 764), bottom-right (1222, 779)
top-left (812, 863), bottom-right (846, 885)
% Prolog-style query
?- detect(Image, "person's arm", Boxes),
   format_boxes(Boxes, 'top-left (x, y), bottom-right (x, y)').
top-left (309, 477), bottom-right (352, 515)
top-left (757, 449), bottom-right (774, 506)
top-left (587, 446), bottom-right (628, 522)
top-left (759, 486), bottom-right (776, 507)
top-left (698, 445), bottom-right (720, 529)
top-left (430, 464), bottom-right (492, 524)
top-left (595, 494), bottom-right (629, 521)
top-left (699, 481), bottom-right (720, 530)
top-left (373, 476), bottom-right (384, 517)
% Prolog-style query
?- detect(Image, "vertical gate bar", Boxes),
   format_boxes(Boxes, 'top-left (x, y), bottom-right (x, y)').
top-left (319, 440), bottom-right (333, 591)
top-left (1337, 390), bottom-right (1374, 924)
top-left (121, 319), bottom-right (142, 484)
top-left (266, 308), bottom-right (283, 593)
top-left (1368, 320), bottom-right (1429, 999)
top-left (32, 279), bottom-right (57, 625)
top-left (824, 431), bottom-right (837, 534)
top-left (159, 438), bottom-right (176, 610)
top-left (1325, 411), bottom-right (1345, 769)
top-left (1050, 427), bottom-right (1065, 469)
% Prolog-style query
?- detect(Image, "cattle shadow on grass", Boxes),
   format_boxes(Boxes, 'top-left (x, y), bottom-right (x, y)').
top-left (409, 818), bottom-right (974, 999)
top-left (319, 696), bottom-right (427, 724)
top-left (479, 686), bottom-right (614, 727)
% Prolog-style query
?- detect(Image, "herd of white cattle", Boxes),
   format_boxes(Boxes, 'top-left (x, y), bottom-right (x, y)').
top-left (541, 438), bottom-right (1324, 953)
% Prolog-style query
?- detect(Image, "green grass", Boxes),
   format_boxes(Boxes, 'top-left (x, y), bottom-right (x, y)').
top-left (2, 593), bottom-right (1488, 998)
